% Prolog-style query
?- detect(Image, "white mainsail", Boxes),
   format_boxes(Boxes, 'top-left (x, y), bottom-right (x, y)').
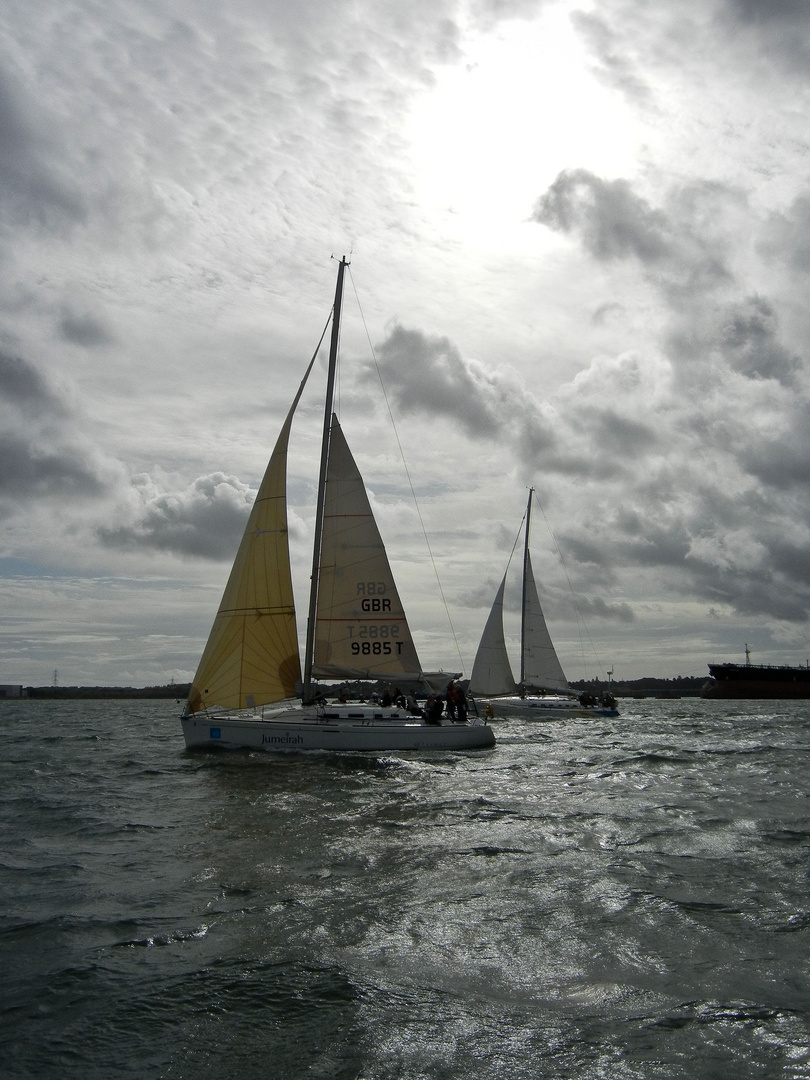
top-left (312, 415), bottom-right (423, 681)
top-left (521, 550), bottom-right (570, 693)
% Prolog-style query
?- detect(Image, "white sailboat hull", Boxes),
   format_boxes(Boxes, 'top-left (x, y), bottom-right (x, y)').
top-left (181, 706), bottom-right (495, 752)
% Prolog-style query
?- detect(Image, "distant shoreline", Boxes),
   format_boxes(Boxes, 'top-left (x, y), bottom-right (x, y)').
top-left (11, 685), bottom-right (192, 700)
top-left (2, 677), bottom-right (710, 700)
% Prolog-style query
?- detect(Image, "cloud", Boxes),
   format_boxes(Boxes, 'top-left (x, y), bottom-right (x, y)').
top-left (717, 296), bottom-right (800, 384)
top-left (535, 169), bottom-right (673, 264)
top-left (368, 323), bottom-right (558, 451)
top-left (572, 595), bottom-right (635, 623)
top-left (0, 67), bottom-right (86, 230)
top-left (0, 351), bottom-right (112, 509)
top-left (533, 169), bottom-right (733, 296)
top-left (761, 194), bottom-right (810, 275)
top-left (0, 350), bottom-right (63, 414)
top-left (718, 0), bottom-right (810, 74)
top-left (582, 408), bottom-right (659, 457)
top-left (534, 170), bottom-right (804, 388)
top-left (684, 537), bottom-right (810, 624)
top-left (740, 402), bottom-right (810, 489)
top-left (725, 0), bottom-right (810, 25)
top-left (98, 472), bottom-right (253, 559)
top-left (591, 301), bottom-right (625, 326)
top-left (59, 304), bottom-right (116, 348)
top-left (570, 8), bottom-right (656, 109)
top-left (467, 0), bottom-right (557, 33)
top-left (355, 287), bottom-right (810, 632)
top-left (0, 432), bottom-right (107, 503)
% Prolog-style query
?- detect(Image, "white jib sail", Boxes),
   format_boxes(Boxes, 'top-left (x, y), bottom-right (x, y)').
top-left (312, 416), bottom-right (423, 681)
top-left (469, 573), bottom-right (518, 697)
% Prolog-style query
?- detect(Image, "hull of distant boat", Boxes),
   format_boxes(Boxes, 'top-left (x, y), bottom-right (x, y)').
top-left (181, 706), bottom-right (495, 752)
top-left (480, 695), bottom-right (619, 720)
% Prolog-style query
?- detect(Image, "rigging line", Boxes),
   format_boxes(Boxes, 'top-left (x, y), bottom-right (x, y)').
top-left (506, 504), bottom-right (528, 575)
top-left (533, 493), bottom-right (604, 679)
top-left (347, 266), bottom-right (466, 676)
top-left (300, 297), bottom-right (340, 672)
top-left (314, 309), bottom-right (333, 368)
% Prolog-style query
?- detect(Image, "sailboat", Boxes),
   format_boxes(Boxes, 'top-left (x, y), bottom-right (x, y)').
top-left (181, 257), bottom-right (495, 752)
top-left (469, 489), bottom-right (618, 719)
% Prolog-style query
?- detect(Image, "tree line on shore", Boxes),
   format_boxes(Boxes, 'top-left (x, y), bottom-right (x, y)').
top-left (16, 675), bottom-right (709, 700)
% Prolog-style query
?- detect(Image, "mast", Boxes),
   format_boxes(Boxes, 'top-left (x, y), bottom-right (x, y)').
top-left (519, 488), bottom-right (533, 691)
top-left (302, 256), bottom-right (349, 702)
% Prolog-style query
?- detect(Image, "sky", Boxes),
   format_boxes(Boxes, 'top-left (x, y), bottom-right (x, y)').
top-left (2, 0), bottom-right (810, 688)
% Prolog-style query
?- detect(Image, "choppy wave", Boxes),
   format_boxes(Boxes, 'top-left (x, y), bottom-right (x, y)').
top-left (2, 698), bottom-right (810, 1078)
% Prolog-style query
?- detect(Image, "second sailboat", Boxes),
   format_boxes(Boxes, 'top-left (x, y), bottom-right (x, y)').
top-left (469, 489), bottom-right (618, 719)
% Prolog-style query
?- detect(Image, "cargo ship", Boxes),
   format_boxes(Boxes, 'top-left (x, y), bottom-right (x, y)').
top-left (702, 645), bottom-right (810, 699)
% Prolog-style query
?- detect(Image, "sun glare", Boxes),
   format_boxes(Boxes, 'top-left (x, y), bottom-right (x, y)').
top-left (407, 8), bottom-right (642, 244)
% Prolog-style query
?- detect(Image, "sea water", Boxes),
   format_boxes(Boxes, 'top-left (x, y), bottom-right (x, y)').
top-left (1, 698), bottom-right (809, 1079)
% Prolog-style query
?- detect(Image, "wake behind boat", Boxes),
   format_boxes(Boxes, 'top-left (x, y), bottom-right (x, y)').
top-left (469, 489), bottom-right (618, 720)
top-left (181, 257), bottom-right (494, 752)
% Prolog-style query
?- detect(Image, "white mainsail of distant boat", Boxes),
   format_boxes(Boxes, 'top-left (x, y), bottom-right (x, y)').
top-left (469, 489), bottom-right (618, 718)
top-left (182, 257), bottom-right (494, 751)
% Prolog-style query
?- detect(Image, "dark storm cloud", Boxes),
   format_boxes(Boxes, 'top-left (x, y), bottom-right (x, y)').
top-left (729, 0), bottom-right (810, 21)
top-left (372, 325), bottom-right (501, 432)
top-left (369, 324), bottom-right (557, 452)
top-left (720, 0), bottom-right (810, 73)
top-left (535, 169), bottom-right (673, 264)
top-left (685, 547), bottom-right (810, 624)
top-left (99, 473), bottom-right (252, 560)
top-left (557, 533), bottom-right (613, 573)
top-left (560, 472), bottom-right (810, 624)
top-left (589, 507), bottom-right (694, 572)
top-left (740, 403), bottom-right (810, 489)
top-left (585, 409), bottom-right (659, 456)
top-left (718, 296), bottom-right (800, 384)
top-left (572, 595), bottom-right (635, 623)
top-left (770, 536), bottom-right (810, 586)
top-left (533, 169), bottom-right (731, 295)
top-left (0, 351), bottom-right (111, 505)
top-left (0, 350), bottom-right (63, 413)
top-left (560, 509), bottom-right (810, 625)
top-left (0, 432), bottom-right (105, 499)
top-left (535, 170), bottom-right (803, 406)
top-left (663, 292), bottom-right (801, 389)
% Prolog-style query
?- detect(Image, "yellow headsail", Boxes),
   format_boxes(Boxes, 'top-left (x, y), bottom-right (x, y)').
top-left (186, 364), bottom-right (315, 714)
